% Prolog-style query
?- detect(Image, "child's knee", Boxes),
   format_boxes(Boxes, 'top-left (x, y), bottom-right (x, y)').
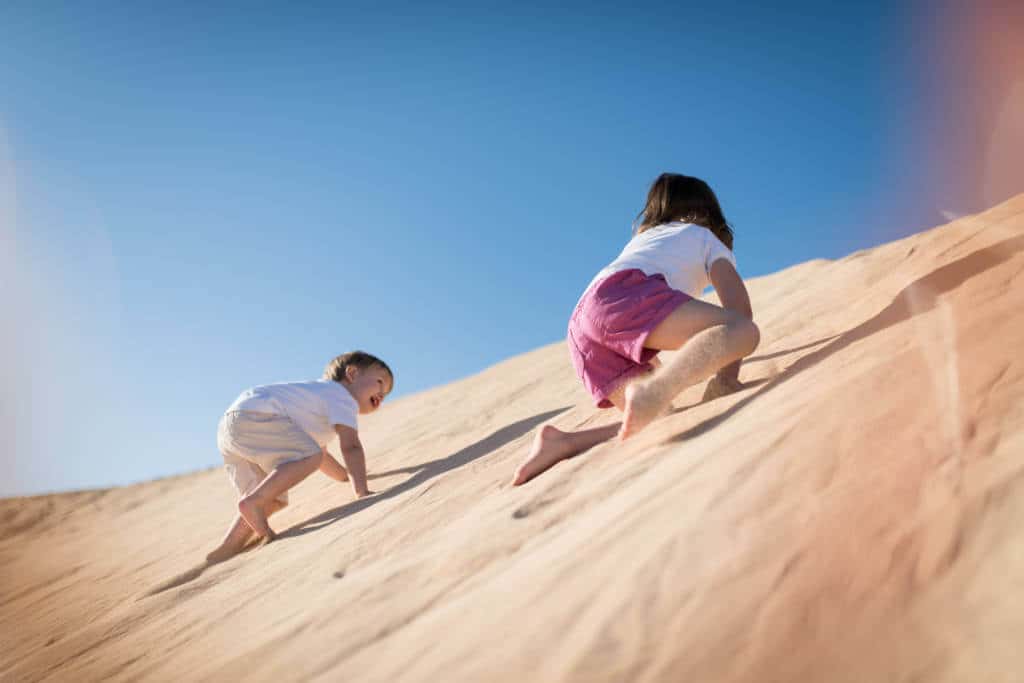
top-left (745, 320), bottom-right (760, 355)
top-left (238, 490), bottom-right (268, 510)
top-left (728, 316), bottom-right (760, 356)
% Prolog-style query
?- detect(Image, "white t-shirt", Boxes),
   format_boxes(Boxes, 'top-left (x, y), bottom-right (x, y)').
top-left (585, 222), bottom-right (737, 298)
top-left (227, 379), bottom-right (359, 450)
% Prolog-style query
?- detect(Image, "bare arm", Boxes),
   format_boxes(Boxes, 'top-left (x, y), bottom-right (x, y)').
top-left (334, 424), bottom-right (372, 498)
top-left (709, 258), bottom-right (754, 384)
top-left (318, 447), bottom-right (350, 483)
top-left (710, 258), bottom-right (752, 318)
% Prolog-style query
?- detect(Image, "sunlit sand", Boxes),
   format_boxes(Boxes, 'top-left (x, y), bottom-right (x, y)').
top-left (3, 195), bottom-right (1023, 681)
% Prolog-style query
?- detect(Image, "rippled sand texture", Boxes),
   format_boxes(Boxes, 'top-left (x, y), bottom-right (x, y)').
top-left (3, 195), bottom-right (1023, 682)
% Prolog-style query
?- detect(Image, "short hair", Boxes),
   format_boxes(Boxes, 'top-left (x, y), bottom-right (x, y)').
top-left (323, 351), bottom-right (394, 389)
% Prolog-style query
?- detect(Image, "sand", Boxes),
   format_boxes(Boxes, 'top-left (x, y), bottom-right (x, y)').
top-left (3, 195), bottom-right (1023, 682)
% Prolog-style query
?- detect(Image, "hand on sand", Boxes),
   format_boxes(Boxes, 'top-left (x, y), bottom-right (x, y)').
top-left (702, 374), bottom-right (745, 402)
top-left (355, 489), bottom-right (376, 499)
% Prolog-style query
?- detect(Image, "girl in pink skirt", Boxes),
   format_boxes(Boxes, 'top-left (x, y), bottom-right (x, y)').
top-left (513, 173), bottom-right (760, 485)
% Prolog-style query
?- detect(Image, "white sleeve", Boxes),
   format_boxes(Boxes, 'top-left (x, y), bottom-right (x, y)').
top-left (326, 392), bottom-right (359, 430)
top-left (704, 229), bottom-right (737, 276)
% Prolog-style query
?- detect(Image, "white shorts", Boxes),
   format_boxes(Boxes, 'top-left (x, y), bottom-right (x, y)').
top-left (217, 410), bottom-right (321, 504)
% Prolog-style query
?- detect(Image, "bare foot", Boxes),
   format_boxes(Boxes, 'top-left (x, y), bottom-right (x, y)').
top-left (206, 532), bottom-right (250, 563)
top-left (238, 497), bottom-right (276, 540)
top-left (511, 425), bottom-right (574, 486)
top-left (619, 381), bottom-right (665, 440)
top-left (206, 540), bottom-right (243, 563)
top-left (255, 535), bottom-right (275, 548)
top-left (206, 514), bottom-right (254, 563)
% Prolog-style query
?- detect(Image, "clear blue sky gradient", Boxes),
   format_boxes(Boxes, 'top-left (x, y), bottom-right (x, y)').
top-left (3, 1), bottom-right (968, 496)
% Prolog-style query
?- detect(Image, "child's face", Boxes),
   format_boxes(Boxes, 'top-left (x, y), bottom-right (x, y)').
top-left (344, 364), bottom-right (393, 414)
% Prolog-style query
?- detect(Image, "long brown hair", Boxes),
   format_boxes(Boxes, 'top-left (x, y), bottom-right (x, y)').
top-left (634, 173), bottom-right (734, 250)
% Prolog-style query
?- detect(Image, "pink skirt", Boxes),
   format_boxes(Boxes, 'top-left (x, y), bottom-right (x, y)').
top-left (567, 269), bottom-right (691, 408)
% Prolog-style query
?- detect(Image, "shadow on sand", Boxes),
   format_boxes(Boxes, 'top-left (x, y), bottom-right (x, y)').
top-left (666, 232), bottom-right (1024, 443)
top-left (667, 377), bottom-right (773, 417)
top-left (141, 234), bottom-right (1022, 595)
top-left (143, 536), bottom-right (273, 597)
top-left (278, 406), bottom-right (571, 540)
top-left (143, 407), bottom-right (570, 595)
top-left (745, 335), bottom-right (839, 363)
top-left (143, 561), bottom-right (213, 597)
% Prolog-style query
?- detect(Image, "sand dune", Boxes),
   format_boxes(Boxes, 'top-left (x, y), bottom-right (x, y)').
top-left (3, 195), bottom-right (1023, 682)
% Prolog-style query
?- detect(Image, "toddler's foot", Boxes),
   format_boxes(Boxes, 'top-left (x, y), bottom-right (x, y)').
top-left (206, 539), bottom-right (246, 563)
top-left (206, 514), bottom-right (255, 563)
top-left (238, 497), bottom-right (277, 541)
top-left (619, 381), bottom-right (666, 440)
top-left (512, 425), bottom-right (574, 486)
top-left (206, 534), bottom-right (248, 563)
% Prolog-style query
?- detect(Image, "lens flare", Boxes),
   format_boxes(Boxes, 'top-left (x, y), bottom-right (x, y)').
top-left (924, 1), bottom-right (1024, 218)
top-left (0, 126), bottom-right (21, 480)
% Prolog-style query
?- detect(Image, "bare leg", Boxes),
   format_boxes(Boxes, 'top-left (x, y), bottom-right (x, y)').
top-left (621, 301), bottom-right (759, 439)
top-left (512, 300), bottom-right (757, 484)
top-left (207, 499), bottom-right (287, 562)
top-left (511, 379), bottom-right (640, 487)
top-left (238, 454), bottom-right (320, 541)
top-left (511, 422), bottom-right (622, 486)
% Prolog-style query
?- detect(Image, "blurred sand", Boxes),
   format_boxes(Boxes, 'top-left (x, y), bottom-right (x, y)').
top-left (2, 195), bottom-right (1023, 682)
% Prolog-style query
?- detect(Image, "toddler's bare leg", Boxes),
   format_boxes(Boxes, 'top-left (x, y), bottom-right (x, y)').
top-left (621, 306), bottom-right (759, 439)
top-left (238, 455), bottom-right (320, 541)
top-left (207, 499), bottom-right (287, 562)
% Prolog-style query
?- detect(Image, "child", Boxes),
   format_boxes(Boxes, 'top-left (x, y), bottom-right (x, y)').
top-left (512, 173), bottom-right (759, 486)
top-left (206, 351), bottom-right (393, 562)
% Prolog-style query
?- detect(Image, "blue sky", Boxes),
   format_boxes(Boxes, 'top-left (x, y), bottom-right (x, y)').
top-left (1, 1), bottom-right (983, 496)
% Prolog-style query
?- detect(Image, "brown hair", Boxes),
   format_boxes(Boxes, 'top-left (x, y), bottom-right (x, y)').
top-left (323, 351), bottom-right (393, 389)
top-left (635, 173), bottom-right (734, 250)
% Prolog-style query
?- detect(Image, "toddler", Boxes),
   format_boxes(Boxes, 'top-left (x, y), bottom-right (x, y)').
top-left (207, 351), bottom-right (393, 561)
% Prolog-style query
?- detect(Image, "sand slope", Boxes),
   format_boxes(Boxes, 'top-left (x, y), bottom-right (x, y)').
top-left (3, 196), bottom-right (1023, 682)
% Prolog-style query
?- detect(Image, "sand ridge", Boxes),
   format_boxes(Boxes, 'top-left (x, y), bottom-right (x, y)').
top-left (2, 195), bottom-right (1023, 681)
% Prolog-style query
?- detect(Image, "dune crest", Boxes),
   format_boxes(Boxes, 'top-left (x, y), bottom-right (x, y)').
top-left (3, 195), bottom-right (1024, 682)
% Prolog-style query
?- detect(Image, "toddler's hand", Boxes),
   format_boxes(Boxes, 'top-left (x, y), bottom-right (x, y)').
top-left (355, 489), bottom-right (375, 499)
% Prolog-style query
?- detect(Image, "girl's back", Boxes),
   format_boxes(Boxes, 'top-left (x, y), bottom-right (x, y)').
top-left (586, 221), bottom-right (736, 299)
